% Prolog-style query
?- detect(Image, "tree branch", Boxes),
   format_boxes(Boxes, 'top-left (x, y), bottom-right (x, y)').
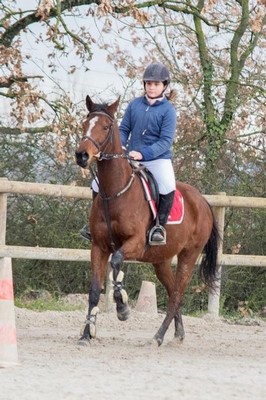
top-left (0, 75), bottom-right (43, 88)
top-left (239, 13), bottom-right (266, 69)
top-left (0, 0), bottom-right (99, 47)
top-left (193, 4), bottom-right (216, 122)
top-left (158, 2), bottom-right (220, 28)
top-left (221, 0), bottom-right (249, 127)
top-left (0, 126), bottom-right (52, 135)
top-left (57, 13), bottom-right (93, 57)
top-left (1, 0), bottom-right (223, 49)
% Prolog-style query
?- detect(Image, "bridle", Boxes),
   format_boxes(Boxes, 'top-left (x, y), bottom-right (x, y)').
top-left (82, 111), bottom-right (132, 162)
top-left (81, 110), bottom-right (135, 251)
top-left (81, 111), bottom-right (115, 156)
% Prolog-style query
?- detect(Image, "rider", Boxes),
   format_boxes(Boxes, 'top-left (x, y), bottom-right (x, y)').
top-left (120, 62), bottom-right (177, 244)
top-left (80, 62), bottom-right (177, 245)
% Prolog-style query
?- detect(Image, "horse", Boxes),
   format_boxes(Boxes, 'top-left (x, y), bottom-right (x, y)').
top-left (75, 95), bottom-right (220, 346)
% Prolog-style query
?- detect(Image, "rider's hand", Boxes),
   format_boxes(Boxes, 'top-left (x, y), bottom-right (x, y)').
top-left (129, 151), bottom-right (143, 161)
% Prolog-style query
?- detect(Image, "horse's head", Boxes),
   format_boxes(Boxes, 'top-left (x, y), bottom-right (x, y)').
top-left (75, 95), bottom-right (120, 168)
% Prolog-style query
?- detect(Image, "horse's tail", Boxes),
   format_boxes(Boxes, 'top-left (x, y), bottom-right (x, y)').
top-left (199, 207), bottom-right (221, 290)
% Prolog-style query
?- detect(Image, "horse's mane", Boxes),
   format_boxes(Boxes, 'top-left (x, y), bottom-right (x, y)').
top-left (165, 89), bottom-right (177, 102)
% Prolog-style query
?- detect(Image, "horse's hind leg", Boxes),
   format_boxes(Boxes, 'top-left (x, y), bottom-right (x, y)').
top-left (153, 251), bottom-right (198, 346)
top-left (153, 260), bottom-right (180, 345)
top-left (110, 249), bottom-right (130, 321)
top-left (154, 264), bottom-right (184, 340)
top-left (174, 310), bottom-right (185, 341)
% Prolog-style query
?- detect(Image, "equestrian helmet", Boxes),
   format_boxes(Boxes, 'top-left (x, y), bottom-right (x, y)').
top-left (143, 62), bottom-right (170, 85)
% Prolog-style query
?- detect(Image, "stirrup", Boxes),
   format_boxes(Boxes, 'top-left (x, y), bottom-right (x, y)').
top-left (148, 225), bottom-right (166, 246)
top-left (79, 225), bottom-right (92, 241)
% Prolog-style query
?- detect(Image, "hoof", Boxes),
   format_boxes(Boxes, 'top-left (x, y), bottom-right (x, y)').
top-left (145, 338), bottom-right (160, 348)
top-left (78, 336), bottom-right (90, 346)
top-left (174, 324), bottom-right (185, 341)
top-left (174, 333), bottom-right (185, 342)
top-left (153, 334), bottom-right (163, 347)
top-left (117, 307), bottom-right (130, 321)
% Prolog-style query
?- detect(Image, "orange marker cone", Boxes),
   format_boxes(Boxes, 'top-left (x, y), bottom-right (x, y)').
top-left (135, 281), bottom-right (158, 316)
top-left (0, 257), bottom-right (18, 367)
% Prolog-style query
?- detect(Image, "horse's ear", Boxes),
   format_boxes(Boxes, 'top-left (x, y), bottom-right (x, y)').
top-left (107, 96), bottom-right (120, 117)
top-left (86, 95), bottom-right (94, 112)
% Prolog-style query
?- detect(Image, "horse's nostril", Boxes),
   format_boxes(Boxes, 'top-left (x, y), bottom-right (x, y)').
top-left (75, 151), bottom-right (89, 166)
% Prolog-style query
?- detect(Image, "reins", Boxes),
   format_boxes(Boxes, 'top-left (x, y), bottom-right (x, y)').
top-left (89, 165), bottom-right (135, 201)
top-left (85, 110), bottom-right (136, 251)
top-left (98, 153), bottom-right (130, 161)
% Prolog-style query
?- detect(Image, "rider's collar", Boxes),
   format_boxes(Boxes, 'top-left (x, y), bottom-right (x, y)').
top-left (145, 94), bottom-right (165, 105)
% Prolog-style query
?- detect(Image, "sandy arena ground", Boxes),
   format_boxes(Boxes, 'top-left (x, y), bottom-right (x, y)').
top-left (1, 305), bottom-right (265, 400)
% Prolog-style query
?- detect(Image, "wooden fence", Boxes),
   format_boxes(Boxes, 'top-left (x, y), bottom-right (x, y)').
top-left (0, 177), bottom-right (265, 316)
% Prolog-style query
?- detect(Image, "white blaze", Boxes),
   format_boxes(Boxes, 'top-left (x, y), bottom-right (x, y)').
top-left (84, 116), bottom-right (98, 138)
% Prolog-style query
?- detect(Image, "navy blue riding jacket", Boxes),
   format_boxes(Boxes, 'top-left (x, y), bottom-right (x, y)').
top-left (119, 96), bottom-right (177, 161)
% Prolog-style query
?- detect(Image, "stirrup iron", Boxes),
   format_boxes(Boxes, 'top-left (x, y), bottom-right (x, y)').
top-left (148, 225), bottom-right (167, 246)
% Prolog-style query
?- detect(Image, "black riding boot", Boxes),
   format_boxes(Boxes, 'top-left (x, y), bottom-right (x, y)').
top-left (150, 191), bottom-right (175, 245)
top-left (80, 190), bottom-right (98, 241)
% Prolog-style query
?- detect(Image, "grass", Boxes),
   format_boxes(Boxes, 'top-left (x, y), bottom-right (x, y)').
top-left (15, 297), bottom-right (84, 312)
top-left (15, 293), bottom-right (85, 312)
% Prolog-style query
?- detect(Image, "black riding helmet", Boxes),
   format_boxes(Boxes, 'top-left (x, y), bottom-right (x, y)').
top-left (143, 62), bottom-right (170, 86)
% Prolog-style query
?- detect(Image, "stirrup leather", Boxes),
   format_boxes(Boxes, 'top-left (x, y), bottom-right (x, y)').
top-left (148, 225), bottom-right (167, 246)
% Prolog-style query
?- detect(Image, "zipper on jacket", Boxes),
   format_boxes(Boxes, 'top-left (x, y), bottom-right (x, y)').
top-left (142, 129), bottom-right (147, 135)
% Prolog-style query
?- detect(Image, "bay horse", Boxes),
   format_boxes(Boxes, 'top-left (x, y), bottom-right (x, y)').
top-left (75, 95), bottom-right (219, 346)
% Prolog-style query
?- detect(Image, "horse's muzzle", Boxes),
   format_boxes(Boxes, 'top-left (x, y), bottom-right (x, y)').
top-left (75, 151), bottom-right (89, 168)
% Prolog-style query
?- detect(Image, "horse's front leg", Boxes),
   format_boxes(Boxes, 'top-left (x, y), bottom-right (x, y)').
top-left (110, 236), bottom-right (146, 321)
top-left (110, 249), bottom-right (130, 321)
top-left (79, 247), bottom-right (110, 345)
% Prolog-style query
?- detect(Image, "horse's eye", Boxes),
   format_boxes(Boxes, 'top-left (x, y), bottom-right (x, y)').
top-left (103, 125), bottom-right (109, 131)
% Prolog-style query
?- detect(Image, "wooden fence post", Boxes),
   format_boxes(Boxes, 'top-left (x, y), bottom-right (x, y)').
top-left (208, 192), bottom-right (226, 317)
top-left (0, 178), bottom-right (19, 366)
top-left (0, 178), bottom-right (8, 246)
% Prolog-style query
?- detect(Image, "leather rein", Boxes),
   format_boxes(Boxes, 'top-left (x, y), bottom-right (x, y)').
top-left (82, 110), bottom-right (135, 251)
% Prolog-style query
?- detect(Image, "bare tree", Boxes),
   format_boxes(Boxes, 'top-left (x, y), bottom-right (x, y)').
top-left (0, 0), bottom-right (265, 172)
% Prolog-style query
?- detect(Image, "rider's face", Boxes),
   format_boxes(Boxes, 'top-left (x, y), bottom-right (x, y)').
top-left (145, 81), bottom-right (165, 98)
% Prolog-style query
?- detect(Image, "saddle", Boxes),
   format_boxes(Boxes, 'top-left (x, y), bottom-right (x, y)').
top-left (130, 160), bottom-right (159, 207)
top-left (130, 159), bottom-right (184, 226)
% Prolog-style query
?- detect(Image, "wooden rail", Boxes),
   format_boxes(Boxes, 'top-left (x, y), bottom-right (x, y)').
top-left (0, 245), bottom-right (265, 266)
top-left (1, 178), bottom-right (266, 316)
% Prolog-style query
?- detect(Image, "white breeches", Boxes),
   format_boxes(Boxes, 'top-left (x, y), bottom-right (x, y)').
top-left (140, 159), bottom-right (176, 194)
